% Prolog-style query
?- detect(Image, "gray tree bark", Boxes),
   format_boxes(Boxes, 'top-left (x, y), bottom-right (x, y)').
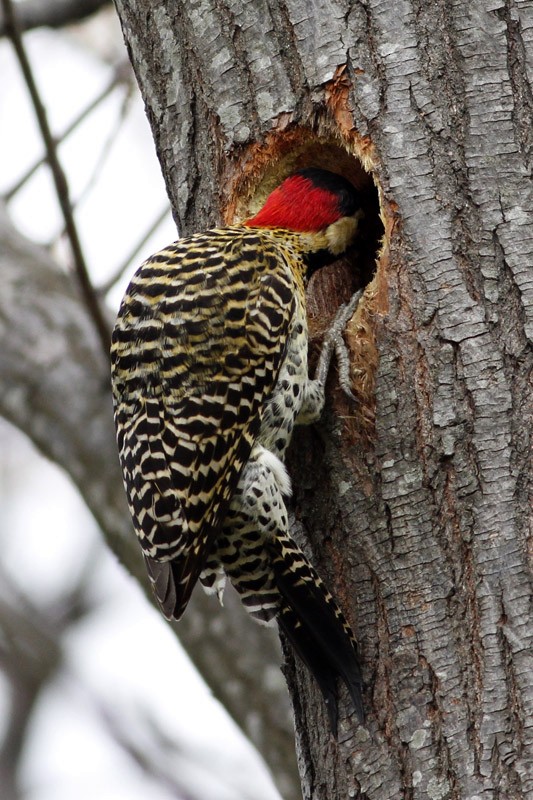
top-left (111, 1), bottom-right (533, 799)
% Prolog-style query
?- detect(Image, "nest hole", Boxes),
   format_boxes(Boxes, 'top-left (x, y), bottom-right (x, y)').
top-left (226, 133), bottom-right (389, 440)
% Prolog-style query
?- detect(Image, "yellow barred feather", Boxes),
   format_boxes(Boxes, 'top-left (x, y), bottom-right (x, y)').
top-left (111, 226), bottom-right (305, 618)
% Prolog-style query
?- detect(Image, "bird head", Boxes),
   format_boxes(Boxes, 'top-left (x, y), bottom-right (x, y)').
top-left (245, 168), bottom-right (362, 256)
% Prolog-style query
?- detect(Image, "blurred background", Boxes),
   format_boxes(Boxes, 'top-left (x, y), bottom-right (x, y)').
top-left (0, 4), bottom-right (283, 798)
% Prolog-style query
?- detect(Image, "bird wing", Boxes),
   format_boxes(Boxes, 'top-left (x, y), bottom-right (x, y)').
top-left (111, 227), bottom-right (297, 619)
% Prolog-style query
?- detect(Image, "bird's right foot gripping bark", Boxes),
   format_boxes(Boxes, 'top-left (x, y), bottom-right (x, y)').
top-left (315, 289), bottom-right (363, 403)
top-left (296, 289), bottom-right (363, 426)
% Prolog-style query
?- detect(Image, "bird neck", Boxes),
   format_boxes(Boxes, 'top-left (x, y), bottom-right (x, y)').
top-left (299, 212), bottom-right (362, 256)
top-left (245, 211), bottom-right (362, 259)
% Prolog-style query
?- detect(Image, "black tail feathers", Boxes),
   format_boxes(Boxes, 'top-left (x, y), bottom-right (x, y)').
top-left (271, 548), bottom-right (364, 736)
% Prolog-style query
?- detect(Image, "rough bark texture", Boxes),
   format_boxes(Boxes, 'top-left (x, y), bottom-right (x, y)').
top-left (112, 1), bottom-right (533, 798)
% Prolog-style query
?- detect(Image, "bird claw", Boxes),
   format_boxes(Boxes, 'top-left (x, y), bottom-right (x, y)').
top-left (315, 289), bottom-right (363, 398)
top-left (328, 290), bottom-right (363, 341)
top-left (335, 337), bottom-right (357, 402)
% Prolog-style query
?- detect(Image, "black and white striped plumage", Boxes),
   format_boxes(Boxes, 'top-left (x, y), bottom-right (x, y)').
top-left (111, 169), bottom-right (364, 732)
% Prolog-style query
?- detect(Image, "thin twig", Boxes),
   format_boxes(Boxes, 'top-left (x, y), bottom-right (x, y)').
top-left (68, 79), bottom-right (135, 215)
top-left (98, 204), bottom-right (172, 296)
top-left (4, 59), bottom-right (132, 202)
top-left (1, 0), bottom-right (111, 358)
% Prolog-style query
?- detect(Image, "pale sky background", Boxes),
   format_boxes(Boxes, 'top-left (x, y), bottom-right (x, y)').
top-left (0, 10), bottom-right (283, 800)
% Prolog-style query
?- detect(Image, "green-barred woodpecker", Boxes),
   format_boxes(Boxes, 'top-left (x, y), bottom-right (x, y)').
top-left (111, 168), bottom-right (364, 733)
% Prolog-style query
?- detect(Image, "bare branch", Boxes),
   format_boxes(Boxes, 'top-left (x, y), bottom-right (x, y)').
top-left (1, 0), bottom-right (111, 359)
top-left (0, 566), bottom-right (92, 800)
top-left (4, 59), bottom-right (133, 202)
top-left (0, 0), bottom-right (110, 36)
top-left (96, 705), bottom-right (210, 800)
top-left (0, 605), bottom-right (58, 800)
top-left (68, 78), bottom-right (135, 217)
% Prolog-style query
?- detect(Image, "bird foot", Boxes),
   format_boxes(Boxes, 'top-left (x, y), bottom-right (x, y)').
top-left (315, 289), bottom-right (363, 400)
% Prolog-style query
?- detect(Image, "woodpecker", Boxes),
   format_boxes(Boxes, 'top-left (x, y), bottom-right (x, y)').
top-left (111, 168), bottom-right (364, 733)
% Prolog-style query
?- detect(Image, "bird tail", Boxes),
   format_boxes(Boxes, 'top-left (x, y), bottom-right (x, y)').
top-left (268, 537), bottom-right (364, 736)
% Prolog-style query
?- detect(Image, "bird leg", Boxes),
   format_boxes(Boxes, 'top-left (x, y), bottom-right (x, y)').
top-left (314, 289), bottom-right (363, 401)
